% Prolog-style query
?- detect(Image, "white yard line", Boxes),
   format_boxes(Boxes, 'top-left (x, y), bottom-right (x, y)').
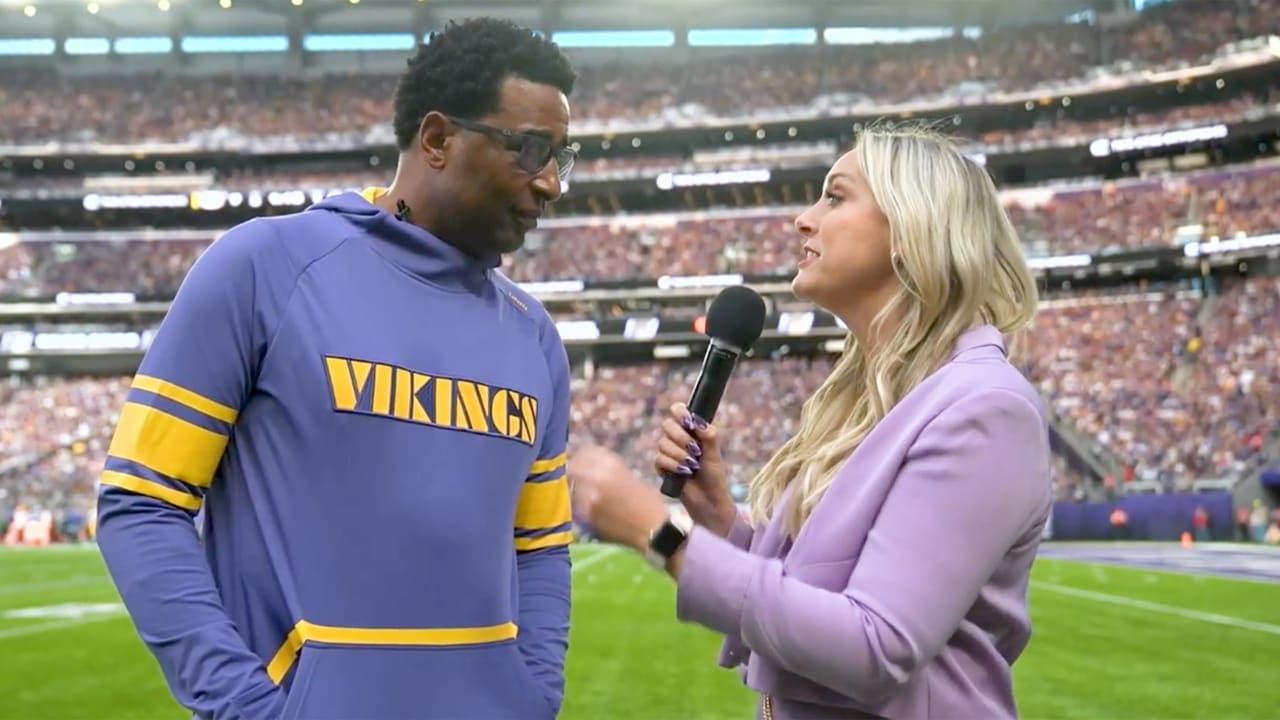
top-left (0, 545), bottom-right (625, 641)
top-left (1035, 581), bottom-right (1280, 636)
top-left (1037, 556), bottom-right (1280, 586)
top-left (572, 545), bottom-right (622, 573)
top-left (0, 612), bottom-right (126, 641)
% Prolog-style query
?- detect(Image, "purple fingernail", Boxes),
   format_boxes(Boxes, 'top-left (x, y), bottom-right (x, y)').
top-left (687, 441), bottom-right (701, 458)
top-left (675, 465), bottom-right (693, 476)
top-left (694, 415), bottom-right (708, 430)
top-left (685, 457), bottom-right (700, 472)
top-left (681, 415), bottom-right (695, 431)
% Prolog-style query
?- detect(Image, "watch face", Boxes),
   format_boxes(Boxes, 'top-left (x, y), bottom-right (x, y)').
top-left (650, 521), bottom-right (687, 558)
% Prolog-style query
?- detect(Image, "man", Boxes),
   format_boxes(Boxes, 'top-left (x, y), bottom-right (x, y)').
top-left (95, 18), bottom-right (577, 719)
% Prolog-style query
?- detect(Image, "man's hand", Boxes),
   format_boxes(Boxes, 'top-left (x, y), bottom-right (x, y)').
top-left (568, 445), bottom-right (669, 553)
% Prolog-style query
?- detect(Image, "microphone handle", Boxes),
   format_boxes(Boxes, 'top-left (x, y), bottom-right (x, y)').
top-left (660, 341), bottom-right (741, 498)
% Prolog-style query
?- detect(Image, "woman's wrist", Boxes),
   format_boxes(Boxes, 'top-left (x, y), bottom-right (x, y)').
top-left (688, 500), bottom-right (737, 538)
top-left (631, 502), bottom-right (673, 554)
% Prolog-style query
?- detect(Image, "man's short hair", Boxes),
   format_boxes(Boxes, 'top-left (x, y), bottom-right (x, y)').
top-left (392, 17), bottom-right (577, 150)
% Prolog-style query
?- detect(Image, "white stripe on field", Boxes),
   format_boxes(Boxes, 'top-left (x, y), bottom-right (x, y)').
top-left (0, 545), bottom-right (625, 641)
top-left (0, 612), bottom-right (126, 641)
top-left (1035, 581), bottom-right (1280, 636)
top-left (572, 545), bottom-right (621, 573)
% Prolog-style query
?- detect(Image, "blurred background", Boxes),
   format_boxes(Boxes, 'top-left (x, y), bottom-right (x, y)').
top-left (0, 0), bottom-right (1278, 717)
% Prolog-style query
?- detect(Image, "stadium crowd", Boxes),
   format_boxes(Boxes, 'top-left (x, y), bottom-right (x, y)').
top-left (3, 1), bottom-right (1280, 542)
top-left (0, 0), bottom-right (1277, 144)
top-left (3, 276), bottom-right (1277, 524)
top-left (2, 91), bottom-right (1276, 202)
top-left (2, 162), bottom-right (1278, 300)
top-left (1026, 281), bottom-right (1280, 493)
top-left (0, 375), bottom-right (128, 515)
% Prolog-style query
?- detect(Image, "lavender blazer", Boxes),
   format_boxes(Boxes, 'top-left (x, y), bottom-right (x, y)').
top-left (676, 325), bottom-right (1052, 719)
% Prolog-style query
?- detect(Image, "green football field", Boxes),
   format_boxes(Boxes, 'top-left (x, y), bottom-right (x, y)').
top-left (1, 543), bottom-right (1277, 719)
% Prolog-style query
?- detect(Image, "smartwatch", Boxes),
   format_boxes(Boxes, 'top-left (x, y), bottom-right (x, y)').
top-left (646, 505), bottom-right (693, 570)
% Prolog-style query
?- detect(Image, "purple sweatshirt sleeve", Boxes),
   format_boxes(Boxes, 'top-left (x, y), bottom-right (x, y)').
top-left (675, 389), bottom-right (1047, 705)
top-left (96, 222), bottom-right (287, 720)
top-left (511, 319), bottom-right (573, 714)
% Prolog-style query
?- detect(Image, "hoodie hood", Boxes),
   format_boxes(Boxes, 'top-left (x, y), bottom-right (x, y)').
top-left (307, 187), bottom-right (501, 294)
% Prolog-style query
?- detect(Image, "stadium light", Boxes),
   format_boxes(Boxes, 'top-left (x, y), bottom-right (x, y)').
top-left (687, 28), bottom-right (817, 47)
top-left (0, 38), bottom-right (56, 55)
top-left (291, 0), bottom-right (303, 5)
top-left (114, 36), bottom-right (172, 54)
top-left (23, 5), bottom-right (36, 17)
top-left (303, 33), bottom-right (415, 52)
top-left (86, 2), bottom-right (99, 14)
top-left (158, 0), bottom-right (170, 11)
top-left (551, 30), bottom-right (676, 48)
top-left (219, 0), bottom-right (232, 8)
top-left (64, 37), bottom-right (107, 53)
top-left (181, 35), bottom-right (289, 53)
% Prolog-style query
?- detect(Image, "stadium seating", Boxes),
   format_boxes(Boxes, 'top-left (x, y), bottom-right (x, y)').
top-left (2, 90), bottom-right (1274, 194)
top-left (5, 6), bottom-right (1280, 717)
top-left (0, 0), bottom-right (1277, 144)
top-left (2, 0), bottom-right (1279, 526)
top-left (0, 375), bottom-right (129, 512)
top-left (1025, 282), bottom-right (1280, 492)
top-left (3, 162), bottom-right (1278, 300)
top-left (4, 275), bottom-right (1276, 512)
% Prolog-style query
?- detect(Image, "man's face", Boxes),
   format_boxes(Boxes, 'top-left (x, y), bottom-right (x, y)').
top-left (442, 75), bottom-right (571, 257)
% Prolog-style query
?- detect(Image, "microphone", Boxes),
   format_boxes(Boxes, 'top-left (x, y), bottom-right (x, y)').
top-left (660, 284), bottom-right (767, 498)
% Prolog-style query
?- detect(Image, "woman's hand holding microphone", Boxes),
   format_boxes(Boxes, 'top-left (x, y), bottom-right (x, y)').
top-left (568, 402), bottom-right (739, 552)
top-left (651, 402), bottom-right (738, 539)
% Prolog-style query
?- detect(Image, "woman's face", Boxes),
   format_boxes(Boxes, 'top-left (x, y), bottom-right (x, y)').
top-left (792, 151), bottom-right (897, 326)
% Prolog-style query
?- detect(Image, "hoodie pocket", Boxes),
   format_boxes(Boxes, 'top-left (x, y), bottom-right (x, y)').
top-left (273, 641), bottom-right (555, 720)
top-left (278, 649), bottom-right (319, 720)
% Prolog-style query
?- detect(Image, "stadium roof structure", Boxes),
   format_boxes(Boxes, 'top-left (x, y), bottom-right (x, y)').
top-left (6, 0), bottom-right (1101, 44)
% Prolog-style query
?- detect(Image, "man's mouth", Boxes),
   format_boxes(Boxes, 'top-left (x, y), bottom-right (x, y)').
top-left (512, 210), bottom-right (540, 231)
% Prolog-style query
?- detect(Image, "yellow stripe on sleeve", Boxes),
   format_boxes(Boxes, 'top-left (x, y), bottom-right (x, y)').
top-left (131, 374), bottom-right (238, 423)
top-left (107, 402), bottom-right (229, 488)
top-left (514, 477), bottom-right (571, 530)
top-left (100, 470), bottom-right (202, 511)
top-left (528, 452), bottom-right (566, 476)
top-left (514, 531), bottom-right (575, 551)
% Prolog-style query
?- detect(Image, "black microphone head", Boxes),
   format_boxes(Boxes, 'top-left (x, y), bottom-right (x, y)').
top-left (705, 285), bottom-right (766, 351)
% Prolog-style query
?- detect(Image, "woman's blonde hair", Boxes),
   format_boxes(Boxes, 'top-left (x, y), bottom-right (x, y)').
top-left (747, 122), bottom-right (1039, 537)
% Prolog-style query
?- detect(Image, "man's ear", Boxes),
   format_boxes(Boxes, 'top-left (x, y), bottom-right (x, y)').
top-left (419, 111), bottom-right (453, 170)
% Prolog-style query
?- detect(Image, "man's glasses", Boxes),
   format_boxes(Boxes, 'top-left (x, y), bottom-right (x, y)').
top-left (447, 116), bottom-right (576, 182)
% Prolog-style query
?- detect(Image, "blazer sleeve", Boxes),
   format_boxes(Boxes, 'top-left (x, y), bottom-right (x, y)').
top-left (675, 388), bottom-right (1049, 704)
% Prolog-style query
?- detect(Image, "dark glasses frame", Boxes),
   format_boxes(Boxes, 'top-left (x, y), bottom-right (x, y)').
top-left (446, 116), bottom-right (576, 182)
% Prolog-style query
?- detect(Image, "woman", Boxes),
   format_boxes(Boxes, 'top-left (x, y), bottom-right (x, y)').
top-left (569, 124), bottom-right (1051, 719)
